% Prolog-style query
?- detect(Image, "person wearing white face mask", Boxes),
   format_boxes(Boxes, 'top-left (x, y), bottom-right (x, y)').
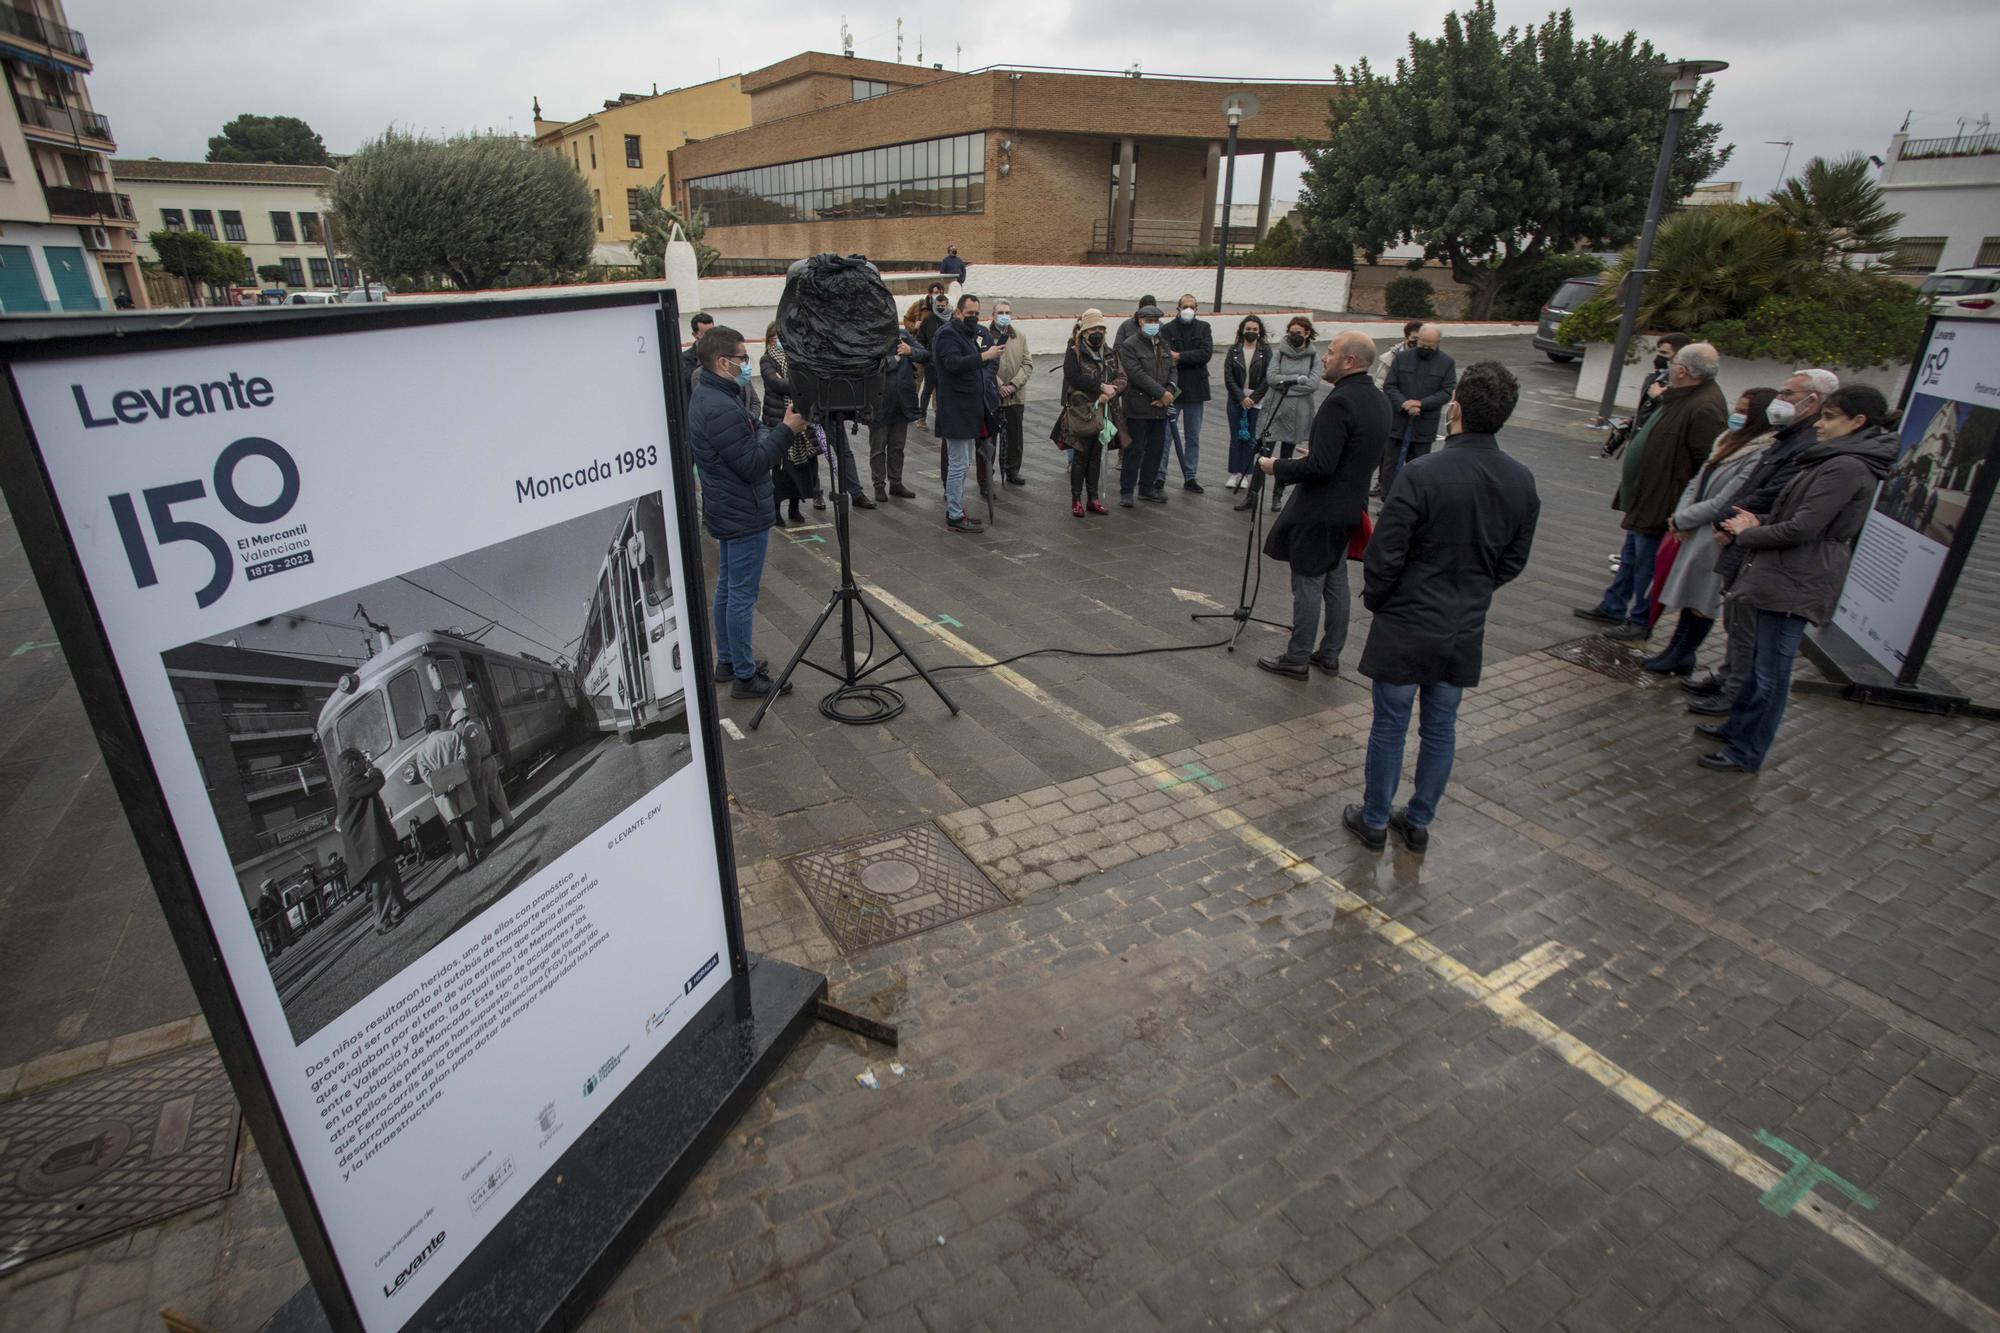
top-left (1159, 293), bottom-right (1215, 493)
top-left (1686, 367), bottom-right (1838, 716)
top-left (993, 299), bottom-right (1033, 487)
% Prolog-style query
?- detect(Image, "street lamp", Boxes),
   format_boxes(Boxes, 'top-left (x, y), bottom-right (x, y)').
top-left (1593, 59), bottom-right (1728, 426)
top-left (1213, 92), bottom-right (1260, 313)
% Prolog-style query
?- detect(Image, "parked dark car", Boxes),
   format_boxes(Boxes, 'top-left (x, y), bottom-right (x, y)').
top-left (1533, 275), bottom-right (1602, 362)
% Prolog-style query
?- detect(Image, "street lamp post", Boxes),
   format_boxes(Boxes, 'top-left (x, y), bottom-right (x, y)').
top-left (1593, 59), bottom-right (1728, 426)
top-left (1212, 93), bottom-right (1259, 314)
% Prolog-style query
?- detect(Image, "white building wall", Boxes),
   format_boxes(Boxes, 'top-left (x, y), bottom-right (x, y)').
top-left (118, 176), bottom-right (349, 288)
top-left (1878, 132), bottom-right (2000, 271)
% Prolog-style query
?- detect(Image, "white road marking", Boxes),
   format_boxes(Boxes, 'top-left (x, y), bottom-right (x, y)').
top-left (796, 549), bottom-right (1997, 1331)
top-left (719, 718), bottom-right (745, 741)
top-left (1107, 713), bottom-right (1181, 741)
top-left (1171, 587), bottom-right (1226, 610)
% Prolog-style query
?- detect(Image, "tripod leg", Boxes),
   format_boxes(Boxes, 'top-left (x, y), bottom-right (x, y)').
top-left (858, 593), bottom-right (960, 714)
top-left (748, 589), bottom-right (843, 730)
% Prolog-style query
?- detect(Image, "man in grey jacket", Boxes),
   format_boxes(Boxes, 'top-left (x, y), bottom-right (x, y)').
top-left (1378, 324), bottom-right (1456, 496)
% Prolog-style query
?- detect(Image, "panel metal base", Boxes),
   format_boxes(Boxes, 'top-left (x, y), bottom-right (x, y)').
top-left (1799, 627), bottom-right (1981, 717)
top-left (259, 954), bottom-right (826, 1333)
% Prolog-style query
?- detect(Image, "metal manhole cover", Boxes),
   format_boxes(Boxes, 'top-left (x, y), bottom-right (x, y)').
top-left (0, 1044), bottom-right (240, 1273)
top-left (784, 821), bottom-right (1011, 955)
top-left (1545, 634), bottom-right (1674, 688)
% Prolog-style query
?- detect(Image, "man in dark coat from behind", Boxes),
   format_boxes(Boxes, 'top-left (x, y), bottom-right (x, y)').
top-left (336, 747), bottom-right (413, 934)
top-left (1576, 341), bottom-right (1728, 639)
top-left (1347, 361), bottom-right (1540, 856)
top-left (1256, 330), bottom-right (1389, 679)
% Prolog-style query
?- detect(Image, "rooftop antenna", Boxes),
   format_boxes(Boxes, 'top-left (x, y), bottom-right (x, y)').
top-left (896, 17), bottom-right (903, 63)
top-left (841, 15), bottom-right (854, 57)
top-left (955, 43), bottom-right (961, 68)
top-left (1765, 139), bottom-right (1793, 190)
top-left (917, 30), bottom-right (923, 64)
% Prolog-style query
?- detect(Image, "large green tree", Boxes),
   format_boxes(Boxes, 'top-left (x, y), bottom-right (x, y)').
top-left (148, 228), bottom-right (251, 302)
top-left (1297, 2), bottom-right (1731, 319)
top-left (206, 114), bottom-right (331, 166)
top-left (329, 130), bottom-right (594, 291)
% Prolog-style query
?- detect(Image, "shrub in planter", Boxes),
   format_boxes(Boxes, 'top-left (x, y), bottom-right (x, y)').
top-left (1385, 275), bottom-right (1436, 319)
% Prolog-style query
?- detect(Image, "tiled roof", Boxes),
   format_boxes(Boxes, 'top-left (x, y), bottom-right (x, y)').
top-left (109, 159), bottom-right (336, 187)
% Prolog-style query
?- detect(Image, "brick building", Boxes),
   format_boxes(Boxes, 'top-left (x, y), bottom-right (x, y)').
top-left (667, 53), bottom-right (1338, 269)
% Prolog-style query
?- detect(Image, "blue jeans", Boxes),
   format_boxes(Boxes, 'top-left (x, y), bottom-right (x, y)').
top-left (1718, 609), bottom-right (1809, 771)
top-left (1595, 529), bottom-right (1664, 627)
top-left (1226, 403), bottom-right (1260, 474)
top-left (1361, 680), bottom-right (1464, 829)
top-left (943, 437), bottom-right (974, 519)
top-left (712, 528), bottom-right (770, 680)
top-left (1159, 401), bottom-right (1204, 484)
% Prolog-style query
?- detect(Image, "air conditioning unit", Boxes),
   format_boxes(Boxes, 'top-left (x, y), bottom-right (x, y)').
top-left (82, 226), bottom-right (110, 250)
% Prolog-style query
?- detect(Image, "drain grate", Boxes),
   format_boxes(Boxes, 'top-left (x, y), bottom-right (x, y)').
top-left (1545, 633), bottom-right (1678, 688)
top-left (784, 821), bottom-right (1011, 955)
top-left (0, 1044), bottom-right (240, 1272)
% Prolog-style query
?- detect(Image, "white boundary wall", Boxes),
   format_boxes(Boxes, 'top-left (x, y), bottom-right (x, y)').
top-left (970, 264), bottom-right (1350, 312)
top-left (1577, 337), bottom-right (1910, 414)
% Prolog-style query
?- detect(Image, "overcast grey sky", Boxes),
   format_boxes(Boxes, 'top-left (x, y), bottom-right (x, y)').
top-left (86, 0), bottom-right (1995, 211)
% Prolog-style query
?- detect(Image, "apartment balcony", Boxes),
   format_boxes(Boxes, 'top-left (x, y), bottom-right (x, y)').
top-left (14, 93), bottom-right (111, 149)
top-left (239, 760), bottom-right (329, 801)
top-left (1897, 132), bottom-right (2000, 161)
top-left (0, 4), bottom-right (88, 67)
top-left (42, 183), bottom-right (133, 222)
top-left (223, 710), bottom-right (319, 740)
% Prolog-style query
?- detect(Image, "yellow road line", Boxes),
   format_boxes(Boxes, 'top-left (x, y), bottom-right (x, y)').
top-left (815, 553), bottom-right (2000, 1332)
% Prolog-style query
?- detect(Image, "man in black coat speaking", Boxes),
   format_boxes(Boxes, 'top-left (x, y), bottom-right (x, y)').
top-left (1255, 330), bottom-right (1389, 679)
top-left (1345, 361), bottom-right (1539, 855)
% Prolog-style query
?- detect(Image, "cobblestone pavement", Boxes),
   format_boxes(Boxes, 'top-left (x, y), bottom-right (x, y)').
top-left (1, 338), bottom-right (1996, 1331)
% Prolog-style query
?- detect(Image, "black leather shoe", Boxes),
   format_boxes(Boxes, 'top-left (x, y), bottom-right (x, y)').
top-left (1183, 479), bottom-right (1205, 494)
top-left (1233, 494), bottom-right (1255, 512)
top-left (1342, 804), bottom-right (1387, 851)
top-left (1682, 671), bottom-right (1723, 696)
top-left (1309, 655), bottom-right (1340, 675)
top-left (1686, 696), bottom-right (1733, 716)
top-left (850, 493), bottom-right (878, 510)
top-left (1693, 722), bottom-right (1732, 741)
top-left (729, 672), bottom-right (793, 699)
top-left (1257, 655), bottom-right (1310, 680)
top-left (1120, 494), bottom-right (1136, 508)
top-left (1387, 810), bottom-right (1429, 853)
top-left (1005, 474), bottom-right (1026, 487)
top-left (947, 514), bottom-right (985, 533)
top-left (1697, 752), bottom-right (1754, 773)
top-left (1140, 489), bottom-right (1167, 504)
top-left (1572, 607), bottom-right (1622, 624)
top-left (713, 657), bottom-right (768, 684)
top-left (1602, 622), bottom-right (1651, 641)
top-left (889, 484), bottom-right (917, 499)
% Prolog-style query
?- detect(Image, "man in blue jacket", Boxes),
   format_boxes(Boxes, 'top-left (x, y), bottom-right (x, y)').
top-left (688, 325), bottom-right (805, 699)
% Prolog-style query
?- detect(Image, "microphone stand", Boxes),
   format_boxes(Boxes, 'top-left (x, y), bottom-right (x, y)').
top-left (1191, 383), bottom-right (1295, 650)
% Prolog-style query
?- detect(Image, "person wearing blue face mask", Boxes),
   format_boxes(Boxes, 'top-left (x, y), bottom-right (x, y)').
top-left (686, 325), bottom-right (805, 699)
top-left (1116, 303), bottom-right (1179, 507)
top-left (993, 299), bottom-right (1033, 487)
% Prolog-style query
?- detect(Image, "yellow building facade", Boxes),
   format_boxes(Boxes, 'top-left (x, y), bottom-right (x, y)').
top-left (532, 75), bottom-right (751, 262)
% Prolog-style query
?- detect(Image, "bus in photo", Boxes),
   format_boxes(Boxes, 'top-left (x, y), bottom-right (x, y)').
top-left (315, 631), bottom-right (575, 843)
top-left (577, 493), bottom-right (685, 743)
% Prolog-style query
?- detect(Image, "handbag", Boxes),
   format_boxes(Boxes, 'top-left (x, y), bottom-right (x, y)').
top-left (1347, 511), bottom-right (1373, 561)
top-left (1061, 388), bottom-right (1103, 438)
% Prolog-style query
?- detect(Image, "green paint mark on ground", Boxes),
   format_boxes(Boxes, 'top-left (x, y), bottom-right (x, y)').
top-left (1754, 1129), bottom-right (1878, 1218)
top-left (10, 640), bottom-right (57, 658)
top-left (926, 614), bottom-right (962, 629)
top-left (788, 534), bottom-right (827, 545)
top-left (1157, 763), bottom-right (1223, 793)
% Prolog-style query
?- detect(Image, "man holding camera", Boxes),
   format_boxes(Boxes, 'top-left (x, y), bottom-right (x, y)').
top-left (688, 324), bottom-right (806, 698)
top-left (932, 292), bottom-right (1004, 533)
top-left (1255, 331), bottom-right (1389, 679)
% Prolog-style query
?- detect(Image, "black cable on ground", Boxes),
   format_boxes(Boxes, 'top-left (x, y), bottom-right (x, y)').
top-left (871, 633), bottom-right (1234, 689)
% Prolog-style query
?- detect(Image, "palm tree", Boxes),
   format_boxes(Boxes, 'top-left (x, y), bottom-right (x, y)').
top-left (1596, 204), bottom-right (1816, 332)
top-left (1769, 154), bottom-right (1903, 262)
top-left (630, 177), bottom-right (718, 278)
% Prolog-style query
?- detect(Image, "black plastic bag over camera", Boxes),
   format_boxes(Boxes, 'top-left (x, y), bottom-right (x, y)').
top-left (776, 253), bottom-right (898, 378)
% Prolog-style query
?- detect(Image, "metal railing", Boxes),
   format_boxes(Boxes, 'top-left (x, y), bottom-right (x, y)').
top-left (238, 760), bottom-right (328, 799)
top-left (42, 184), bottom-right (132, 219)
top-left (1899, 132), bottom-right (2000, 160)
top-left (223, 710), bottom-right (318, 737)
top-left (13, 93), bottom-right (108, 142)
top-left (1089, 217), bottom-right (1258, 256)
top-left (0, 4), bottom-right (86, 59)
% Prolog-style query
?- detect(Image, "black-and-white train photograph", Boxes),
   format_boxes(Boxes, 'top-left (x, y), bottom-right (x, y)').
top-left (164, 491), bottom-right (695, 1043)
